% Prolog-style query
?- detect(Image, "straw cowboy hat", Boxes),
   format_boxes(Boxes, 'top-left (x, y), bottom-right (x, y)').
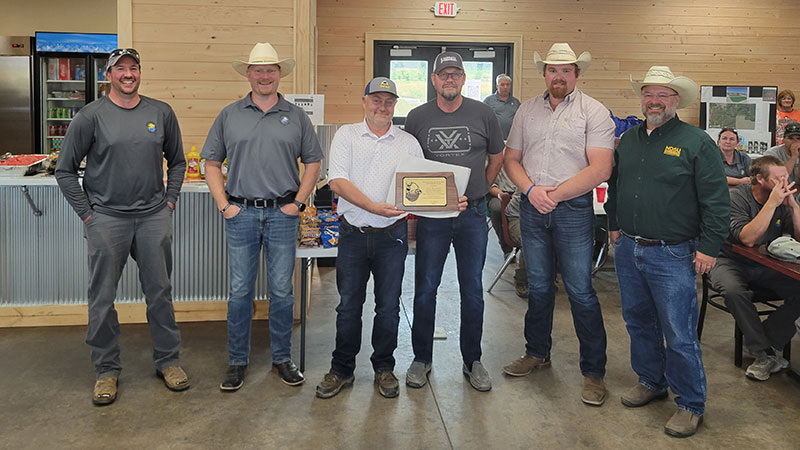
top-left (232, 43), bottom-right (295, 78)
top-left (630, 66), bottom-right (698, 109)
top-left (534, 43), bottom-right (592, 73)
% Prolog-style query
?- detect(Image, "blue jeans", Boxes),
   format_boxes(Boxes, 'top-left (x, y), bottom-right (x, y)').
top-left (224, 203), bottom-right (299, 365)
top-left (519, 193), bottom-right (607, 377)
top-left (330, 219), bottom-right (408, 378)
top-left (614, 234), bottom-right (706, 416)
top-left (412, 199), bottom-right (488, 365)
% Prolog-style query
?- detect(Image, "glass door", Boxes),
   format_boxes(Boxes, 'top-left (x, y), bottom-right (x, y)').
top-left (41, 55), bottom-right (87, 153)
top-left (93, 56), bottom-right (110, 100)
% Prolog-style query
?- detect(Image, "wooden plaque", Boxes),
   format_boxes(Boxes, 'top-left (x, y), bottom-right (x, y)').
top-left (395, 171), bottom-right (459, 211)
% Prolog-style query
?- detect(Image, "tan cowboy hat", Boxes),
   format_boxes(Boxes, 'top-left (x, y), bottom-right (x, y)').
top-left (232, 43), bottom-right (295, 78)
top-left (630, 66), bottom-right (698, 109)
top-left (534, 43), bottom-right (591, 73)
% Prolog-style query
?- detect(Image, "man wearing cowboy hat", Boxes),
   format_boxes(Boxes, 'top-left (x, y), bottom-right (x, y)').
top-left (605, 66), bottom-right (729, 437)
top-left (502, 43), bottom-right (615, 407)
top-left (56, 48), bottom-right (190, 405)
top-left (314, 77), bottom-right (428, 399)
top-left (201, 42), bottom-right (323, 391)
top-left (403, 51), bottom-right (504, 392)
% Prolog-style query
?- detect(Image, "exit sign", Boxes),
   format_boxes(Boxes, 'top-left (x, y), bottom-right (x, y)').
top-left (433, 2), bottom-right (460, 17)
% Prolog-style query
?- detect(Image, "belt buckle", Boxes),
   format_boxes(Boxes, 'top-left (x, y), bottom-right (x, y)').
top-left (253, 198), bottom-right (267, 208)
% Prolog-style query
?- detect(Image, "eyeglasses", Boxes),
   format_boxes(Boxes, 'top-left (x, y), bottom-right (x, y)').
top-left (642, 93), bottom-right (678, 101)
top-left (110, 48), bottom-right (140, 59)
top-left (436, 71), bottom-right (464, 81)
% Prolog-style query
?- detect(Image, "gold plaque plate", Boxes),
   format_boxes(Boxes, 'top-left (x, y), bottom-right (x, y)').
top-left (395, 171), bottom-right (458, 211)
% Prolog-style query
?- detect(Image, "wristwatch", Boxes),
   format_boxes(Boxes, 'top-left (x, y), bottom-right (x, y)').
top-left (292, 199), bottom-right (306, 212)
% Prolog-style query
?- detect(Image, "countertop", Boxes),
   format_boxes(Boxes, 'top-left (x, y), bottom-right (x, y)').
top-left (0, 174), bottom-right (211, 192)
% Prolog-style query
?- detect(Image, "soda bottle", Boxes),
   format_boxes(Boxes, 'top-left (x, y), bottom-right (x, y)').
top-left (49, 125), bottom-right (56, 136)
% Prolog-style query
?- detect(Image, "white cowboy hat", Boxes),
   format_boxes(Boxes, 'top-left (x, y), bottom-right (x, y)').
top-left (630, 66), bottom-right (698, 109)
top-left (232, 43), bottom-right (295, 78)
top-left (534, 43), bottom-right (591, 73)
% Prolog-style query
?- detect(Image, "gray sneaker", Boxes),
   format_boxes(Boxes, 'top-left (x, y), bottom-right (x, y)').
top-left (745, 354), bottom-right (778, 381)
top-left (405, 361), bottom-right (432, 388)
top-left (771, 354), bottom-right (790, 370)
top-left (463, 361), bottom-right (492, 392)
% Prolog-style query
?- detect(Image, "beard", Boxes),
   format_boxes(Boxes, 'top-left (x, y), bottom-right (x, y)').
top-left (642, 101), bottom-right (677, 128)
top-left (440, 89), bottom-right (459, 101)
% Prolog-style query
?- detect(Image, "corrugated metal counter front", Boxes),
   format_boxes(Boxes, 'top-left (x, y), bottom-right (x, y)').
top-left (0, 177), bottom-right (297, 326)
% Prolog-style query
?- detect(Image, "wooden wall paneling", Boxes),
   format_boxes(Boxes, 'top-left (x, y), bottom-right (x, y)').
top-left (317, 0), bottom-right (800, 126)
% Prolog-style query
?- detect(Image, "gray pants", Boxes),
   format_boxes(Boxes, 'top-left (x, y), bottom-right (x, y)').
top-left (488, 195), bottom-right (512, 254)
top-left (709, 257), bottom-right (800, 354)
top-left (84, 206), bottom-right (181, 379)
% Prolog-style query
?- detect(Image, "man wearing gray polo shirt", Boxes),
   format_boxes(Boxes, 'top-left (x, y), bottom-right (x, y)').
top-left (56, 48), bottom-right (189, 405)
top-left (315, 77), bottom-right (425, 399)
top-left (201, 42), bottom-right (323, 391)
top-left (483, 73), bottom-right (520, 139)
top-left (502, 43), bottom-right (615, 406)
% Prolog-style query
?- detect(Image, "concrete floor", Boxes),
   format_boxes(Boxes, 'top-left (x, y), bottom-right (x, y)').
top-left (2, 242), bottom-right (800, 449)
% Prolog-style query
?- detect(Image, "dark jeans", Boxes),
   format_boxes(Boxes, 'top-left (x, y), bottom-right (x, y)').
top-left (519, 193), bottom-right (607, 377)
top-left (412, 199), bottom-right (488, 365)
top-left (330, 219), bottom-right (408, 378)
top-left (710, 257), bottom-right (800, 354)
top-left (84, 206), bottom-right (181, 379)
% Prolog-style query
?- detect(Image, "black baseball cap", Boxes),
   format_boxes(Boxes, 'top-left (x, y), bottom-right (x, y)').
top-left (785, 122), bottom-right (800, 138)
top-left (432, 51), bottom-right (464, 74)
top-left (106, 48), bottom-right (141, 72)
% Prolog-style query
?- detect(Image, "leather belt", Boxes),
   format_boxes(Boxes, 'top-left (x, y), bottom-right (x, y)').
top-left (341, 216), bottom-right (407, 233)
top-left (227, 192), bottom-right (295, 208)
top-left (621, 230), bottom-right (682, 247)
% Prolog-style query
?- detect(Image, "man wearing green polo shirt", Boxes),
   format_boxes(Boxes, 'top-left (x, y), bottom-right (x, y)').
top-left (605, 66), bottom-right (729, 438)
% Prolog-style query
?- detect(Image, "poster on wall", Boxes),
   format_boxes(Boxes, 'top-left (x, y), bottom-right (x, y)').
top-left (700, 85), bottom-right (777, 155)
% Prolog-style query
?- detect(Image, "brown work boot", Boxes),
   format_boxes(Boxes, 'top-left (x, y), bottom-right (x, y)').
top-left (156, 365), bottom-right (191, 391)
top-left (620, 383), bottom-right (668, 407)
top-left (502, 355), bottom-right (551, 377)
top-left (92, 376), bottom-right (118, 406)
top-left (665, 409), bottom-right (703, 438)
top-left (581, 376), bottom-right (607, 406)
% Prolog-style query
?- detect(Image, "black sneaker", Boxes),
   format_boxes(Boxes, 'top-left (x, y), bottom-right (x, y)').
top-left (273, 360), bottom-right (305, 386)
top-left (375, 371), bottom-right (399, 398)
top-left (316, 373), bottom-right (354, 399)
top-left (220, 364), bottom-right (247, 391)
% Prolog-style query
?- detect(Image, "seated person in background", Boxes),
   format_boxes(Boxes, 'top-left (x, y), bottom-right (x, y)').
top-left (766, 122), bottom-right (800, 187)
top-left (488, 167), bottom-right (517, 260)
top-left (776, 90), bottom-right (800, 145)
top-left (709, 155), bottom-right (800, 381)
top-left (718, 128), bottom-right (751, 187)
top-left (504, 191), bottom-right (528, 299)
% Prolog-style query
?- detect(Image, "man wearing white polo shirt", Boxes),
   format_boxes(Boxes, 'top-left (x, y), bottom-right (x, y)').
top-left (315, 77), bottom-right (424, 399)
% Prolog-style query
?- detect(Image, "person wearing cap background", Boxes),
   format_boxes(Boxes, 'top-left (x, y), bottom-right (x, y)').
top-left (314, 77), bottom-right (427, 399)
top-left (55, 48), bottom-right (189, 405)
top-left (201, 42), bottom-right (322, 391)
top-left (709, 155), bottom-right (800, 381)
top-left (605, 66), bottom-right (729, 437)
top-left (501, 43), bottom-right (615, 407)
top-left (765, 121), bottom-right (800, 190)
top-left (403, 51), bottom-right (504, 392)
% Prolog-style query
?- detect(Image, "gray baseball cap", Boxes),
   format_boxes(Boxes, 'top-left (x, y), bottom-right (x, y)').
top-left (364, 77), bottom-right (398, 97)
top-left (767, 235), bottom-right (800, 263)
top-left (432, 51), bottom-right (464, 74)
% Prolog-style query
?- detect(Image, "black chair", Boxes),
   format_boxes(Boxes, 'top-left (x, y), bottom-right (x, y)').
top-left (697, 273), bottom-right (791, 367)
top-left (487, 193), bottom-right (521, 293)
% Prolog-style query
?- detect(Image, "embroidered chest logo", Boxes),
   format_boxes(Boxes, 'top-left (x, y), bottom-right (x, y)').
top-left (427, 126), bottom-right (471, 155)
top-left (146, 122), bottom-right (157, 133)
top-left (280, 116), bottom-right (290, 125)
top-left (663, 145), bottom-right (682, 157)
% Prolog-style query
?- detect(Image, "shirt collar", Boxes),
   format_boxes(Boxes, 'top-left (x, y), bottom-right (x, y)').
top-left (641, 114), bottom-right (681, 137)
top-left (241, 92), bottom-right (290, 113)
top-left (542, 88), bottom-right (579, 106)
top-left (359, 119), bottom-right (396, 140)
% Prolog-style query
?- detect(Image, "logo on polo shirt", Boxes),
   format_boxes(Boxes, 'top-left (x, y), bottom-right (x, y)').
top-left (280, 116), bottom-right (290, 125)
top-left (146, 122), bottom-right (156, 133)
top-left (664, 145), bottom-right (682, 157)
top-left (427, 126), bottom-right (471, 155)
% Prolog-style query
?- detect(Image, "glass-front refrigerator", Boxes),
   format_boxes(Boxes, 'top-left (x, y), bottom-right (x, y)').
top-left (33, 32), bottom-right (116, 154)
